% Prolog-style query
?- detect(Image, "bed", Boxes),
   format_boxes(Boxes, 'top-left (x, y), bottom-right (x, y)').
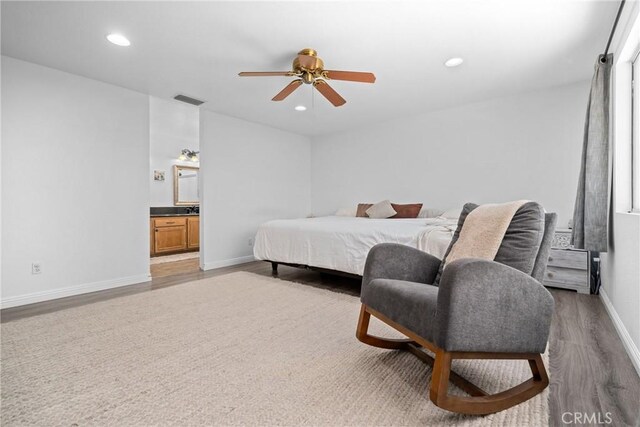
top-left (253, 216), bottom-right (458, 276)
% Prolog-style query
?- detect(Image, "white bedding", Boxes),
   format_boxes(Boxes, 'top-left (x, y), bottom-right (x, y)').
top-left (253, 216), bottom-right (457, 276)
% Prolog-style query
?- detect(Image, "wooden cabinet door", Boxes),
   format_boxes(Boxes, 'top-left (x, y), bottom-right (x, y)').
top-left (187, 217), bottom-right (200, 249)
top-left (154, 225), bottom-right (187, 254)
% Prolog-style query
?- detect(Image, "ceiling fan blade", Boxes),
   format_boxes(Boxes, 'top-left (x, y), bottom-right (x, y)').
top-left (323, 70), bottom-right (376, 83)
top-left (313, 80), bottom-right (346, 107)
top-left (297, 54), bottom-right (319, 70)
top-left (238, 71), bottom-right (293, 77)
top-left (272, 79), bottom-right (303, 101)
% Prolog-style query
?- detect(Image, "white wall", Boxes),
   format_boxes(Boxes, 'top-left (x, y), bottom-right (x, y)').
top-left (199, 111), bottom-right (311, 269)
top-left (1, 56), bottom-right (150, 307)
top-left (600, 2), bottom-right (640, 375)
top-left (311, 81), bottom-right (590, 228)
top-left (149, 96), bottom-right (199, 207)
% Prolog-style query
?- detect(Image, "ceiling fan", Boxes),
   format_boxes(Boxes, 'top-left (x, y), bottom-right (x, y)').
top-left (238, 48), bottom-right (376, 107)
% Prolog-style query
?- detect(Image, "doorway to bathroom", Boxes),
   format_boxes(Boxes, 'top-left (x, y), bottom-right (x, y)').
top-left (148, 96), bottom-right (202, 278)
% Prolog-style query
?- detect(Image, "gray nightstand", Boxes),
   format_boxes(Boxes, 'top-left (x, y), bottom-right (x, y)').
top-left (542, 229), bottom-right (591, 294)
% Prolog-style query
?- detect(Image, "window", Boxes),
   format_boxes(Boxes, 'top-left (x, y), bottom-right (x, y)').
top-left (632, 50), bottom-right (640, 211)
top-left (614, 10), bottom-right (640, 214)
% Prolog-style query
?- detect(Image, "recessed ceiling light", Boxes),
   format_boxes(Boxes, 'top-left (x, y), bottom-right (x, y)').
top-left (106, 33), bottom-right (131, 47)
top-left (294, 105), bottom-right (307, 111)
top-left (444, 57), bottom-right (464, 68)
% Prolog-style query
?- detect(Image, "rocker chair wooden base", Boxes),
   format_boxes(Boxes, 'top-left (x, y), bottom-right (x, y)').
top-left (356, 304), bottom-right (549, 415)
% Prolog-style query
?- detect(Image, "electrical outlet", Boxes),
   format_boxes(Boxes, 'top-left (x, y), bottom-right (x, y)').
top-left (32, 263), bottom-right (42, 275)
top-left (248, 238), bottom-right (254, 247)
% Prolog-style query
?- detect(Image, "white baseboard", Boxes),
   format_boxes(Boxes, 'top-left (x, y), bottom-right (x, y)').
top-left (600, 288), bottom-right (640, 376)
top-left (0, 274), bottom-right (151, 309)
top-left (202, 255), bottom-right (256, 271)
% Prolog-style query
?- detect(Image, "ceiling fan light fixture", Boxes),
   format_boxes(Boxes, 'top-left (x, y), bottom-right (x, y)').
top-left (444, 57), bottom-right (464, 68)
top-left (294, 105), bottom-right (307, 111)
top-left (106, 33), bottom-right (131, 47)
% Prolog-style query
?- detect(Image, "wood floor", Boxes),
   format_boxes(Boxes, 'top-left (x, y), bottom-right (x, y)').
top-left (2, 261), bottom-right (639, 426)
top-left (150, 258), bottom-right (200, 278)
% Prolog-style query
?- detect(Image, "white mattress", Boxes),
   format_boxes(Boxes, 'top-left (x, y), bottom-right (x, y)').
top-left (253, 216), bottom-right (457, 276)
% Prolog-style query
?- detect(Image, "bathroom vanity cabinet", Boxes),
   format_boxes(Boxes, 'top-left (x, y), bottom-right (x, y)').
top-left (150, 215), bottom-right (199, 256)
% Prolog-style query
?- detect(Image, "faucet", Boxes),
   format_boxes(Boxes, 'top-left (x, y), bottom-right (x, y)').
top-left (186, 205), bottom-right (199, 214)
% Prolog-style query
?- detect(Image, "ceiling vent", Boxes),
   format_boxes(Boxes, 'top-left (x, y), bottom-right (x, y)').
top-left (173, 94), bottom-right (205, 106)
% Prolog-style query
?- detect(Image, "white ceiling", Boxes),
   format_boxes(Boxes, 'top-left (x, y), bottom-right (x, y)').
top-left (1, 1), bottom-right (617, 136)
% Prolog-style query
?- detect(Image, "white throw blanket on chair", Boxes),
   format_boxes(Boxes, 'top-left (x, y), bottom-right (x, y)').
top-left (444, 200), bottom-right (529, 268)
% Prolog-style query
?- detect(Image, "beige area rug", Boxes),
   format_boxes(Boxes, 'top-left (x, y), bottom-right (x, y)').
top-left (150, 251), bottom-right (199, 265)
top-left (1, 272), bottom-right (549, 426)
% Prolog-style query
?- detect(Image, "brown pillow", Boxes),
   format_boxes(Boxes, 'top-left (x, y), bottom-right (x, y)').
top-left (356, 203), bottom-right (373, 217)
top-left (391, 203), bottom-right (423, 218)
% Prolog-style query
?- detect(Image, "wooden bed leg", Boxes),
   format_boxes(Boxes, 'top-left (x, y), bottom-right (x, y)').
top-left (271, 262), bottom-right (278, 275)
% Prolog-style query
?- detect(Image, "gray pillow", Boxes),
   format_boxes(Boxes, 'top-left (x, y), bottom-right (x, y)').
top-left (433, 202), bottom-right (545, 285)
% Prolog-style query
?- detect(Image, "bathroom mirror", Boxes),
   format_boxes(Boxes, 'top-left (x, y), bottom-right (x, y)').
top-left (173, 165), bottom-right (199, 206)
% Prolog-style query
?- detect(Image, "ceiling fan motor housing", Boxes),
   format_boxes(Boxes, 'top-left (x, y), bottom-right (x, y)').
top-left (293, 56), bottom-right (324, 78)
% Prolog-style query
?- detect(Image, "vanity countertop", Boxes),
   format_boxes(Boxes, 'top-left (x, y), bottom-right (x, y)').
top-left (151, 213), bottom-right (199, 217)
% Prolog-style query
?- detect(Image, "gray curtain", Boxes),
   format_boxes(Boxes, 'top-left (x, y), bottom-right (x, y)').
top-left (572, 54), bottom-right (612, 252)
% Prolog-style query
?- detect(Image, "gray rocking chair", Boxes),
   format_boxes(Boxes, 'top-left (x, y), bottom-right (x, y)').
top-left (356, 202), bottom-right (557, 415)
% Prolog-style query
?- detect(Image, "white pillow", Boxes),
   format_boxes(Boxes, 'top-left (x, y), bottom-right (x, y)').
top-left (335, 206), bottom-right (357, 217)
top-left (366, 200), bottom-right (397, 219)
top-left (418, 207), bottom-right (445, 218)
top-left (438, 207), bottom-right (463, 219)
